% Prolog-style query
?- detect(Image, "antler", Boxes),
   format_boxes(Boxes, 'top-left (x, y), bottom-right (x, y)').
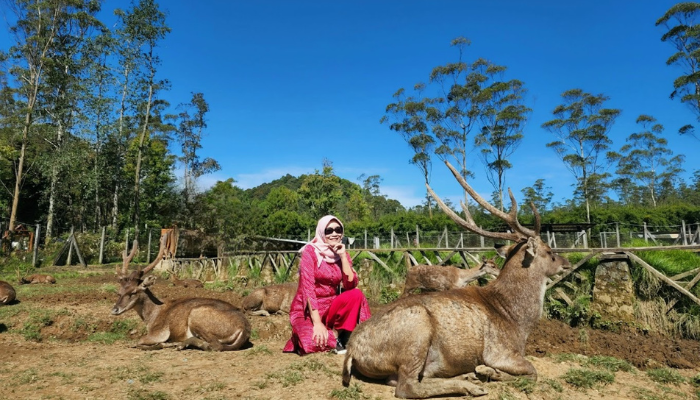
top-left (427, 160), bottom-right (541, 241)
top-left (120, 239), bottom-right (139, 276)
top-left (141, 230), bottom-right (170, 275)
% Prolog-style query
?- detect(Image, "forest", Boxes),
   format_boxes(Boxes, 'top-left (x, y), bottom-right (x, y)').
top-left (1, 0), bottom-right (700, 253)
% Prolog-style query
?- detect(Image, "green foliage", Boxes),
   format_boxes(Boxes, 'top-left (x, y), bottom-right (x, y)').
top-left (646, 368), bottom-right (686, 385)
top-left (508, 377), bottom-right (536, 394)
top-left (586, 356), bottom-right (634, 373)
top-left (562, 368), bottom-right (615, 389)
top-left (330, 383), bottom-right (371, 400)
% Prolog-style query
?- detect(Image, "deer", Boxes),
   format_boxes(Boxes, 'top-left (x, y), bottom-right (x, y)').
top-left (0, 280), bottom-right (16, 305)
top-left (111, 232), bottom-right (251, 351)
top-left (342, 160), bottom-right (571, 398)
top-left (241, 282), bottom-right (297, 316)
top-left (401, 257), bottom-right (500, 297)
top-left (169, 274), bottom-right (204, 289)
top-left (19, 274), bottom-right (56, 284)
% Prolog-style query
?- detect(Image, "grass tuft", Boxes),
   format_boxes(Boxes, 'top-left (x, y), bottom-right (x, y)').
top-left (562, 368), bottom-right (615, 389)
top-left (646, 368), bottom-right (686, 385)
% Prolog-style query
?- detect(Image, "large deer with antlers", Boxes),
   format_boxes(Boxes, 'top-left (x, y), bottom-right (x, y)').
top-left (342, 161), bottom-right (571, 398)
top-left (111, 232), bottom-right (251, 351)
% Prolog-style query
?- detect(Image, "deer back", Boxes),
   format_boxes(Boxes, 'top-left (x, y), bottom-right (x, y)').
top-left (0, 280), bottom-right (16, 305)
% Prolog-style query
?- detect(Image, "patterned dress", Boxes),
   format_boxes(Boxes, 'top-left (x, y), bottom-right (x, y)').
top-left (283, 245), bottom-right (371, 355)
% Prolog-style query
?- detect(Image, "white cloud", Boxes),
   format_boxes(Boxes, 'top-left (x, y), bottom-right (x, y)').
top-left (381, 185), bottom-right (425, 209)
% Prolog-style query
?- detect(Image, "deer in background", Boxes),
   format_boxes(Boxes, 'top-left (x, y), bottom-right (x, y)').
top-left (401, 257), bottom-right (500, 297)
top-left (169, 274), bottom-right (204, 288)
top-left (241, 282), bottom-right (297, 316)
top-left (0, 280), bottom-right (16, 305)
top-left (342, 160), bottom-right (571, 398)
top-left (19, 274), bottom-right (56, 284)
top-left (111, 232), bottom-right (250, 351)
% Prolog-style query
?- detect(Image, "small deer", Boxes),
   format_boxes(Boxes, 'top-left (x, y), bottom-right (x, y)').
top-left (342, 160), bottom-right (571, 398)
top-left (169, 274), bottom-right (204, 288)
top-left (401, 257), bottom-right (500, 297)
top-left (111, 232), bottom-right (251, 351)
top-left (19, 274), bottom-right (56, 284)
top-left (0, 280), bottom-right (16, 305)
top-left (241, 282), bottom-right (297, 316)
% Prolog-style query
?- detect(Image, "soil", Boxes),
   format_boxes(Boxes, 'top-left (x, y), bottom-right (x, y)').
top-left (1, 271), bottom-right (699, 400)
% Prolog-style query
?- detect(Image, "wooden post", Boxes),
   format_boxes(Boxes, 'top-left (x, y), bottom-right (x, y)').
top-left (480, 227), bottom-right (485, 248)
top-left (460, 232), bottom-right (464, 248)
top-left (32, 224), bottom-right (40, 268)
top-left (582, 229), bottom-right (588, 248)
top-left (615, 223), bottom-right (621, 248)
top-left (444, 227), bottom-right (449, 248)
top-left (390, 228), bottom-right (394, 249)
top-left (643, 222), bottom-right (648, 244)
top-left (147, 228), bottom-right (152, 263)
top-left (99, 226), bottom-right (106, 265)
top-left (364, 229), bottom-right (367, 248)
top-left (67, 227), bottom-right (74, 266)
top-left (307, 229), bottom-right (311, 242)
top-left (682, 220), bottom-right (688, 245)
top-left (406, 232), bottom-right (410, 247)
top-left (415, 225), bottom-right (420, 247)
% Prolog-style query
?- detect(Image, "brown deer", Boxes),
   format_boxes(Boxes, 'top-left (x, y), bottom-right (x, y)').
top-left (241, 282), bottom-right (297, 316)
top-left (0, 280), bottom-right (16, 305)
top-left (342, 160), bottom-right (571, 398)
top-left (401, 257), bottom-right (500, 297)
top-left (169, 274), bottom-right (204, 288)
top-left (19, 274), bottom-right (56, 284)
top-left (111, 232), bottom-right (251, 351)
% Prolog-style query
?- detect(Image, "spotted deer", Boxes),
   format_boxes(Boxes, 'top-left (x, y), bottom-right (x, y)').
top-left (401, 257), bottom-right (500, 297)
top-left (241, 282), bottom-right (297, 316)
top-left (0, 280), bottom-right (16, 305)
top-left (111, 232), bottom-right (250, 351)
top-left (19, 274), bottom-right (56, 284)
top-left (342, 160), bottom-right (571, 398)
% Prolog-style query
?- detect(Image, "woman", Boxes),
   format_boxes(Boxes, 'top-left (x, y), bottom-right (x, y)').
top-left (283, 215), bottom-right (371, 355)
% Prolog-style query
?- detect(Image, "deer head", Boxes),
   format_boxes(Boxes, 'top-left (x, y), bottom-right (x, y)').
top-left (112, 232), bottom-right (170, 315)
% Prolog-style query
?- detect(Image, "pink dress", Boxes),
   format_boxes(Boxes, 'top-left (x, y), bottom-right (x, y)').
top-left (283, 245), bottom-right (371, 355)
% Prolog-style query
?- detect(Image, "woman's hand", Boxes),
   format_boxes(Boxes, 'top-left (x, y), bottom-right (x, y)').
top-left (331, 243), bottom-right (346, 256)
top-left (312, 322), bottom-right (328, 348)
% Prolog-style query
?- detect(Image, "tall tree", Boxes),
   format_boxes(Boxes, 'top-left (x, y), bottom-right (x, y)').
top-left (298, 159), bottom-right (343, 219)
top-left (608, 115), bottom-right (685, 207)
top-left (656, 2), bottom-right (700, 140)
top-left (520, 179), bottom-right (553, 214)
top-left (542, 89), bottom-right (620, 223)
top-left (173, 92), bottom-right (220, 203)
top-left (115, 0), bottom-right (170, 237)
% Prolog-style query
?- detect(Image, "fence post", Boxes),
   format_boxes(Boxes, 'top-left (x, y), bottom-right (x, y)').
top-left (32, 224), bottom-right (40, 268)
top-left (406, 232), bottom-right (410, 247)
top-left (99, 226), bottom-right (106, 265)
top-left (581, 229), bottom-right (588, 248)
top-left (67, 226), bottom-right (74, 266)
top-left (615, 223), bottom-right (620, 248)
top-left (391, 228), bottom-right (394, 249)
top-left (147, 228), bottom-right (152, 263)
top-left (444, 227), bottom-right (449, 248)
top-left (682, 220), bottom-right (688, 246)
top-left (643, 222), bottom-right (648, 244)
top-left (364, 229), bottom-right (367, 248)
top-left (415, 225), bottom-right (420, 247)
top-left (480, 226), bottom-right (485, 248)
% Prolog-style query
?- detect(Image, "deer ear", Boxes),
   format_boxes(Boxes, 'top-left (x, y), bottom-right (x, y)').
top-left (140, 275), bottom-right (157, 288)
top-left (494, 243), bottom-right (508, 259)
top-left (525, 237), bottom-right (538, 257)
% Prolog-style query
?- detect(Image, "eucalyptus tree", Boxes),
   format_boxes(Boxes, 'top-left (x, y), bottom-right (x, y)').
top-left (381, 37), bottom-right (529, 214)
top-left (520, 179), bottom-right (553, 215)
top-left (542, 89), bottom-right (620, 223)
top-left (173, 92), bottom-right (220, 203)
top-left (113, 0), bottom-right (170, 236)
top-left (607, 115), bottom-right (685, 207)
top-left (4, 0), bottom-right (100, 231)
top-left (656, 2), bottom-right (700, 140)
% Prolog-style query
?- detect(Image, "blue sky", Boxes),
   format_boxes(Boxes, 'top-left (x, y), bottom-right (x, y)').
top-left (5, 0), bottom-right (700, 209)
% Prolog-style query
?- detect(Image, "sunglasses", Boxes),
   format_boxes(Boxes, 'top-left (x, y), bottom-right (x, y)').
top-left (324, 226), bottom-right (344, 235)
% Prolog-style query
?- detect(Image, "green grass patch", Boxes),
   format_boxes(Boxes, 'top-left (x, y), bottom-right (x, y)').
top-left (330, 383), bottom-right (371, 399)
top-left (509, 377), bottom-right (536, 394)
top-left (246, 344), bottom-right (272, 356)
top-left (562, 368), bottom-right (615, 389)
top-left (549, 353), bottom-right (587, 364)
top-left (126, 388), bottom-right (170, 400)
top-left (586, 355), bottom-right (634, 372)
top-left (646, 368), bottom-right (686, 385)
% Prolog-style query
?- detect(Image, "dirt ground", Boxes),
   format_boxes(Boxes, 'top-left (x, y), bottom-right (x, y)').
top-left (1, 271), bottom-right (700, 400)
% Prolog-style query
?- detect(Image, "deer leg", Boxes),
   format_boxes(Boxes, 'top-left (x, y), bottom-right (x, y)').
top-left (395, 371), bottom-right (487, 398)
top-left (475, 359), bottom-right (537, 382)
top-left (177, 337), bottom-right (212, 351)
top-left (249, 310), bottom-right (271, 317)
top-left (135, 343), bottom-right (164, 350)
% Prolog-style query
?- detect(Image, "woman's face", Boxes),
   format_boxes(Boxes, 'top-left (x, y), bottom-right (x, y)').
top-left (323, 220), bottom-right (343, 245)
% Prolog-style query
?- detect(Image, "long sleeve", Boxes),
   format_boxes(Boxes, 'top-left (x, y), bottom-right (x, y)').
top-left (298, 246), bottom-right (319, 312)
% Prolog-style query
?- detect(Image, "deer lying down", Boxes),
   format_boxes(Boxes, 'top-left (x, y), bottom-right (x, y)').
top-left (342, 160), bottom-right (571, 398)
top-left (111, 233), bottom-right (250, 351)
top-left (0, 280), bottom-right (16, 305)
top-left (401, 258), bottom-right (500, 297)
top-left (241, 282), bottom-right (297, 316)
top-left (19, 274), bottom-right (56, 284)
top-left (169, 274), bottom-right (204, 288)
